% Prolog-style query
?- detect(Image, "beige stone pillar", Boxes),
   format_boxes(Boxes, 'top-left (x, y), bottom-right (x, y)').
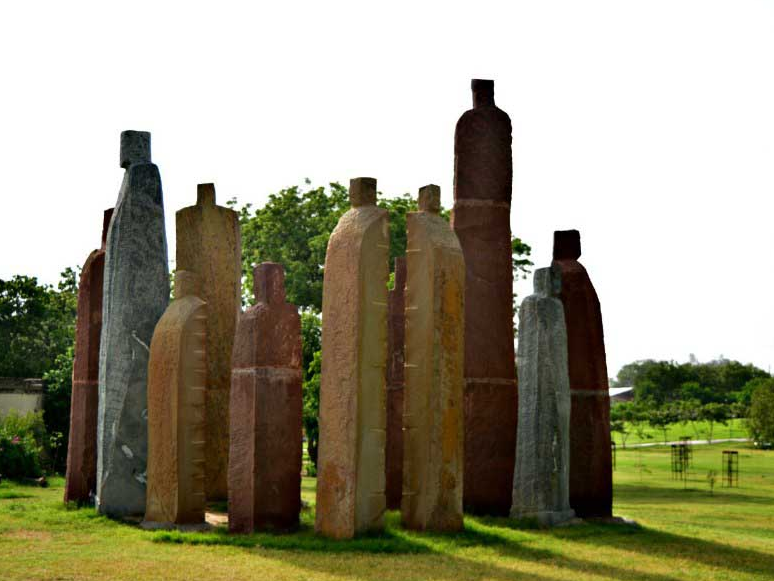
top-left (176, 183), bottom-right (241, 500)
top-left (144, 271), bottom-right (207, 528)
top-left (315, 177), bottom-right (389, 539)
top-left (402, 185), bottom-right (465, 532)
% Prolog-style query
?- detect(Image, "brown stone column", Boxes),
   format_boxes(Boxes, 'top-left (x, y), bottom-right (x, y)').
top-left (451, 79), bottom-right (517, 515)
top-left (385, 256), bottom-right (406, 510)
top-left (315, 177), bottom-right (389, 539)
top-left (551, 230), bottom-right (613, 518)
top-left (176, 183), bottom-right (241, 501)
top-left (402, 185), bottom-right (465, 532)
top-left (229, 263), bottom-right (302, 532)
top-left (144, 271), bottom-right (208, 527)
top-left (64, 208), bottom-right (112, 504)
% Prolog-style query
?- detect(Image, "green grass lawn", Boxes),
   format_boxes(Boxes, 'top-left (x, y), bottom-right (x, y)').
top-left (612, 418), bottom-right (750, 447)
top-left (1, 443), bottom-right (772, 580)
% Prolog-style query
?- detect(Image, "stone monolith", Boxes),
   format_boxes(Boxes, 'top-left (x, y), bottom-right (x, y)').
top-left (551, 230), bottom-right (612, 518)
top-left (229, 263), bottom-right (302, 532)
top-left (144, 271), bottom-right (207, 528)
top-left (315, 177), bottom-right (389, 539)
top-left (452, 79), bottom-right (517, 515)
top-left (97, 130), bottom-right (170, 517)
top-left (402, 185), bottom-right (465, 532)
top-left (176, 183), bottom-right (241, 501)
top-left (64, 208), bottom-right (113, 504)
top-left (385, 256), bottom-right (406, 510)
top-left (511, 267), bottom-right (575, 526)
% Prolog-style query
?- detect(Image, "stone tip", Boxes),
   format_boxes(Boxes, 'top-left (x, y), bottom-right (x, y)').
top-left (175, 270), bottom-right (201, 299)
top-left (350, 177), bottom-right (377, 207)
top-left (101, 208), bottom-right (114, 249)
top-left (418, 184), bottom-right (441, 213)
top-left (120, 130), bottom-right (151, 168)
top-left (394, 256), bottom-right (407, 290)
top-left (534, 267), bottom-right (561, 297)
top-left (197, 183), bottom-right (216, 206)
top-left (553, 230), bottom-right (581, 261)
top-left (254, 262), bottom-right (286, 305)
top-left (471, 79), bottom-right (495, 108)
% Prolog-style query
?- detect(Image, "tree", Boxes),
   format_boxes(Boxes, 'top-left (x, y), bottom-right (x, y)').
top-left (614, 401), bottom-right (650, 443)
top-left (700, 402), bottom-right (730, 444)
top-left (609, 417), bottom-right (629, 449)
top-left (748, 382), bottom-right (774, 444)
top-left (647, 406), bottom-right (679, 444)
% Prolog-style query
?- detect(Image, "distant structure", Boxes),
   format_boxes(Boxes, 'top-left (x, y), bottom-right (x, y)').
top-left (315, 177), bottom-right (389, 539)
top-left (452, 79), bottom-right (517, 515)
top-left (552, 230), bottom-right (613, 518)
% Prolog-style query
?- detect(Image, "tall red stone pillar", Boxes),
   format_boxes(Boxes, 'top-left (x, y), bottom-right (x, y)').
top-left (551, 230), bottom-right (613, 518)
top-left (229, 263), bottom-right (303, 532)
top-left (451, 79), bottom-right (517, 515)
top-left (64, 208), bottom-right (113, 504)
top-left (385, 256), bottom-right (406, 510)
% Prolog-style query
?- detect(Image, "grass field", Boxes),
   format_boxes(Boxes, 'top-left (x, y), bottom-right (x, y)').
top-left (611, 418), bottom-right (750, 447)
top-left (1, 443), bottom-right (772, 581)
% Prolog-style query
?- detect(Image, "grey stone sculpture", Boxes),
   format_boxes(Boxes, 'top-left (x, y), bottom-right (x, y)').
top-left (96, 130), bottom-right (170, 517)
top-left (511, 267), bottom-right (575, 526)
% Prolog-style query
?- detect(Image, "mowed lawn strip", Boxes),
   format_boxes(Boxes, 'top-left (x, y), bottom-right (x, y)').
top-left (0, 443), bottom-right (772, 581)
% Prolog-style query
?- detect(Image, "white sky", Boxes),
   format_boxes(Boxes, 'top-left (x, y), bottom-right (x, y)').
top-left (1, 1), bottom-right (773, 378)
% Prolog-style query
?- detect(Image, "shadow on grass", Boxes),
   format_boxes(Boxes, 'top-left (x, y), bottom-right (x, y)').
top-left (614, 482), bottom-right (774, 505)
top-left (0, 491), bottom-right (35, 500)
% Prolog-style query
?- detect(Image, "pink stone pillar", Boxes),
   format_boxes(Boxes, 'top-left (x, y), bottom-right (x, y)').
top-left (385, 256), bottom-right (406, 510)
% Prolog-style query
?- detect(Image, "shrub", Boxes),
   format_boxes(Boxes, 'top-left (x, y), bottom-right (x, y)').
top-left (0, 411), bottom-right (45, 479)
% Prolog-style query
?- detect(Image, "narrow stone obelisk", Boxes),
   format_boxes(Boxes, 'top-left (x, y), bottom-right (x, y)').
top-left (229, 263), bottom-right (303, 532)
top-left (551, 230), bottom-right (613, 518)
top-left (64, 208), bottom-right (113, 504)
top-left (144, 271), bottom-right (207, 528)
top-left (97, 130), bottom-right (170, 517)
top-left (385, 256), bottom-right (406, 510)
top-left (176, 183), bottom-right (241, 501)
top-left (402, 185), bottom-right (465, 532)
top-left (451, 79), bottom-right (517, 515)
top-left (315, 177), bottom-right (389, 539)
top-left (511, 267), bottom-right (575, 526)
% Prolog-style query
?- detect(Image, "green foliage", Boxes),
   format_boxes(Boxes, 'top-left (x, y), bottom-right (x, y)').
top-left (748, 381), bottom-right (774, 443)
top-left (0, 411), bottom-right (45, 479)
top-left (0, 269), bottom-right (78, 378)
top-left (300, 312), bottom-right (322, 468)
top-left (41, 347), bottom-right (73, 473)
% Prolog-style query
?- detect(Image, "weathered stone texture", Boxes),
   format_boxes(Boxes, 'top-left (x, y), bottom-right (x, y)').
top-left (144, 272), bottom-right (207, 527)
top-left (97, 130), bottom-right (170, 517)
top-left (176, 183), bottom-right (241, 501)
top-left (385, 256), bottom-right (406, 510)
top-left (64, 208), bottom-right (112, 504)
top-left (315, 177), bottom-right (388, 539)
top-left (451, 79), bottom-right (517, 515)
top-left (551, 230), bottom-right (613, 518)
top-left (229, 263), bottom-right (302, 532)
top-left (402, 185), bottom-right (465, 532)
top-left (511, 268), bottom-right (575, 526)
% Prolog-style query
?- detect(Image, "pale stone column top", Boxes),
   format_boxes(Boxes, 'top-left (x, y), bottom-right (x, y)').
top-left (254, 262), bottom-right (285, 305)
top-left (553, 230), bottom-right (582, 260)
top-left (120, 130), bottom-right (151, 168)
top-left (471, 79), bottom-right (495, 108)
top-left (175, 270), bottom-right (201, 299)
top-left (350, 177), bottom-right (377, 207)
top-left (197, 183), bottom-right (216, 207)
top-left (534, 267), bottom-right (561, 297)
top-left (101, 208), bottom-right (114, 249)
top-left (418, 184), bottom-right (441, 214)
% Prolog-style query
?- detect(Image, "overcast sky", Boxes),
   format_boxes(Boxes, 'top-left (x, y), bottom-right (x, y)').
top-left (1, 1), bottom-right (772, 378)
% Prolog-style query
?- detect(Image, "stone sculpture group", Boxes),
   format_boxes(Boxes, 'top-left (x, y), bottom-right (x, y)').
top-left (64, 79), bottom-right (613, 537)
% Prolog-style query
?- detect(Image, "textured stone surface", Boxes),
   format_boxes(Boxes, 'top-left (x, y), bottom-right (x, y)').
top-left (64, 208), bottom-right (112, 504)
top-left (229, 263), bottom-right (302, 532)
top-left (97, 130), bottom-right (169, 517)
top-left (402, 185), bottom-right (465, 532)
top-left (176, 183), bottom-right (241, 501)
top-left (144, 272), bottom-right (207, 527)
top-left (385, 256), bottom-right (406, 510)
top-left (451, 79), bottom-right (517, 515)
top-left (315, 177), bottom-right (388, 539)
top-left (511, 268), bottom-right (575, 526)
top-left (551, 230), bottom-right (613, 518)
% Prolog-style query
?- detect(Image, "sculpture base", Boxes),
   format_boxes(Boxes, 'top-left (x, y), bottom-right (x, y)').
top-left (510, 508), bottom-right (577, 527)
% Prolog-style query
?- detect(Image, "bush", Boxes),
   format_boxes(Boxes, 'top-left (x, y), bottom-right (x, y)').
top-left (0, 411), bottom-right (46, 479)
